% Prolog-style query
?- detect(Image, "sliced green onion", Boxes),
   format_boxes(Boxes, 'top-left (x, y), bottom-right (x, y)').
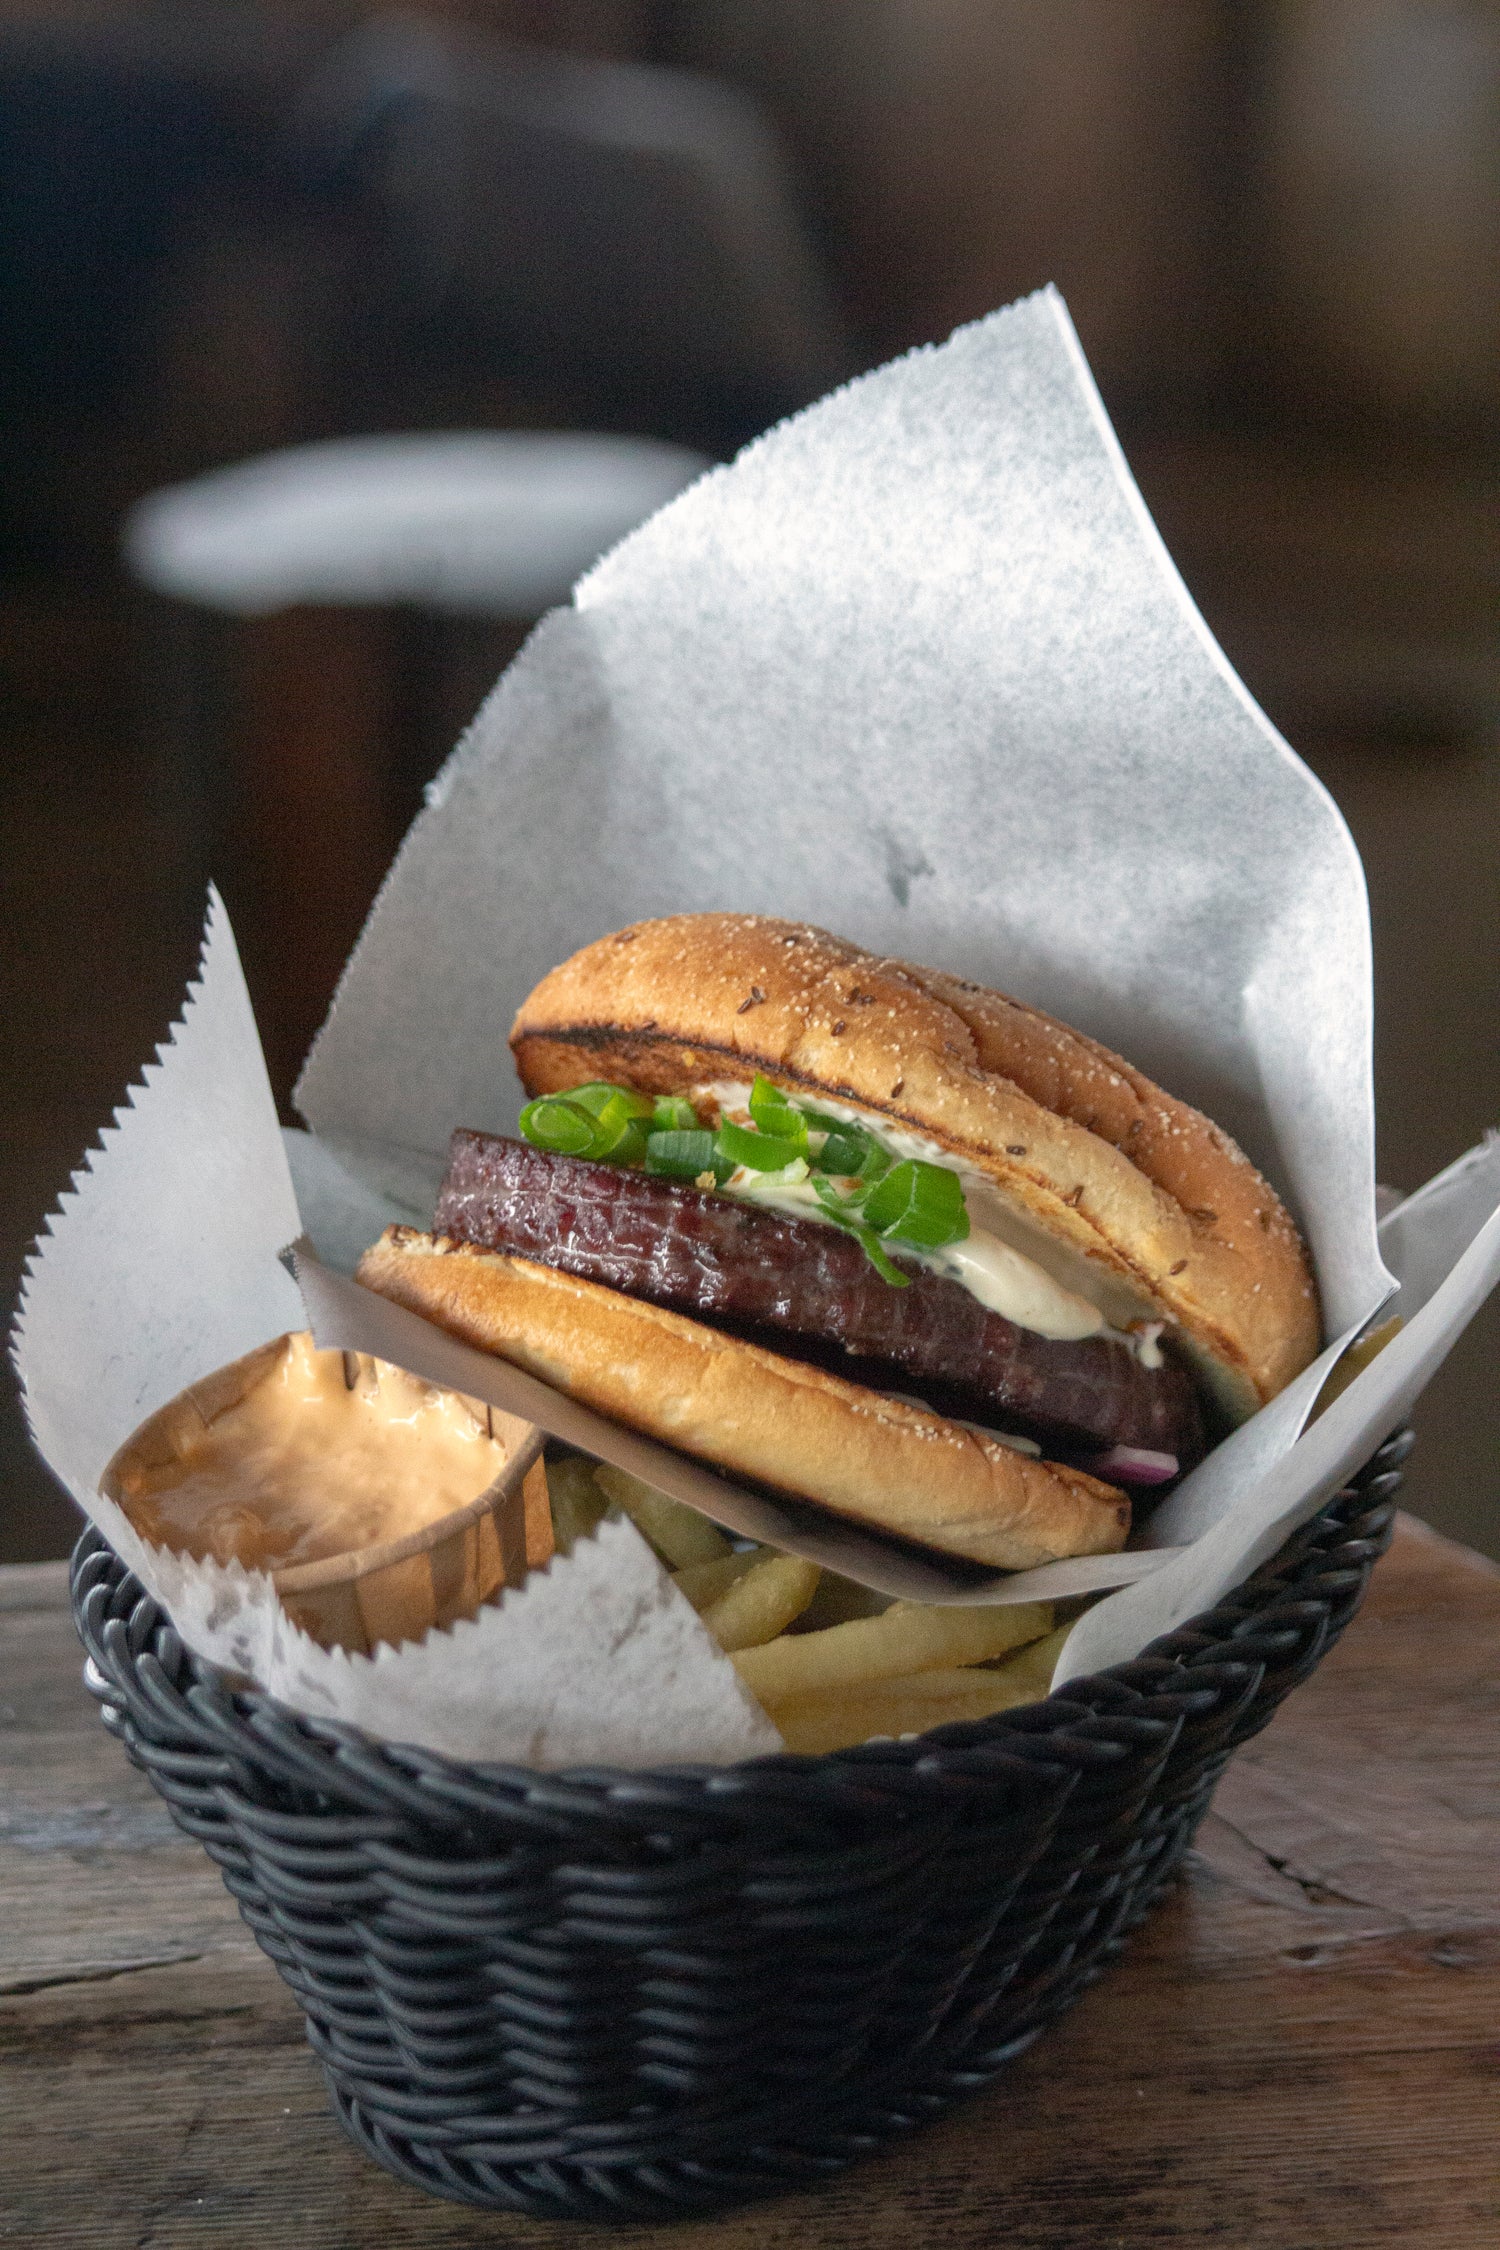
top-left (810, 1177), bottom-right (911, 1285)
top-left (814, 1201), bottom-right (910, 1286)
top-left (644, 1129), bottom-right (729, 1183)
top-left (813, 1174), bottom-right (860, 1218)
top-left (853, 1226), bottom-right (911, 1286)
top-left (811, 1122), bottom-right (888, 1180)
top-left (601, 1122), bottom-right (650, 1164)
top-left (747, 1075), bottom-right (810, 1152)
top-left (861, 1158), bottom-right (970, 1250)
top-left (518, 1085), bottom-right (649, 1165)
top-left (744, 1082), bottom-right (893, 1183)
top-left (802, 1109), bottom-right (892, 1183)
top-left (651, 1094), bottom-right (699, 1133)
top-left (594, 1095), bottom-right (653, 1164)
top-left (753, 1156), bottom-right (811, 1187)
top-left (518, 1096), bottom-right (602, 1156)
top-left (715, 1119), bottom-right (806, 1173)
top-left (560, 1080), bottom-right (655, 1123)
top-left (858, 1141), bottom-right (894, 1185)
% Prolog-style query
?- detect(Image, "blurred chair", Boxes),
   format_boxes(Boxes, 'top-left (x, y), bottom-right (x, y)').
top-left (123, 16), bottom-right (846, 1106)
top-left (126, 429), bottom-right (709, 619)
top-left (293, 11), bottom-right (849, 444)
top-left (124, 428), bottom-right (708, 1105)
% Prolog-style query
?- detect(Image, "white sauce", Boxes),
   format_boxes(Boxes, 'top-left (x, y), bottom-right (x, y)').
top-left (1133, 1322), bottom-right (1166, 1371)
top-left (698, 1079), bottom-right (1160, 1352)
top-left (925, 1235), bottom-right (1104, 1340)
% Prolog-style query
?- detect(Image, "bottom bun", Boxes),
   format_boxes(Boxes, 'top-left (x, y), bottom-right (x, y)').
top-left (356, 1227), bottom-right (1130, 1571)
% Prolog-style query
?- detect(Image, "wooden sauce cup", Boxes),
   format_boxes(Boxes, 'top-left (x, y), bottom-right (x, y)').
top-left (103, 1332), bottom-right (551, 1656)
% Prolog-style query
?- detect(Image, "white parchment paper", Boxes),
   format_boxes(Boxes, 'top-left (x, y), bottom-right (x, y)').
top-left (12, 898), bottom-right (777, 1767)
top-left (297, 287), bottom-right (1389, 1352)
top-left (12, 288), bottom-right (1498, 1759)
top-left (16, 886), bottom-right (304, 1497)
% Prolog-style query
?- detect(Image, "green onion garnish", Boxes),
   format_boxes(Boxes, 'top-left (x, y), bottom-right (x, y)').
top-left (644, 1129), bottom-right (729, 1183)
top-left (860, 1158), bottom-right (970, 1250)
top-left (561, 1081), bottom-right (656, 1123)
top-left (747, 1075), bottom-right (810, 1152)
top-left (518, 1087), bottom-right (648, 1164)
top-left (714, 1119), bottom-right (806, 1173)
top-left (592, 1101), bottom-right (652, 1165)
top-left (810, 1180), bottom-right (912, 1286)
top-left (811, 1120), bottom-right (889, 1181)
top-left (518, 1075), bottom-right (966, 1288)
top-left (851, 1225), bottom-right (911, 1286)
top-left (516, 1095), bottom-right (603, 1156)
top-left (651, 1094), bottom-right (699, 1133)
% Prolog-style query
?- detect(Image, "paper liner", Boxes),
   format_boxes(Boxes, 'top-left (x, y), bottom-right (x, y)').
top-left (11, 901), bottom-right (778, 1764)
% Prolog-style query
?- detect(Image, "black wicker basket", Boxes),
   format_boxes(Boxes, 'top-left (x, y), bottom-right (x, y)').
top-left (72, 1430), bottom-right (1409, 2224)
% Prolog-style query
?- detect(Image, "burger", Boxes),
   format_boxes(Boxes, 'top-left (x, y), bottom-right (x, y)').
top-left (355, 915), bottom-right (1320, 1571)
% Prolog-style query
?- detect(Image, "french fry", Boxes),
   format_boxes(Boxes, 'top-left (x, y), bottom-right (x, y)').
top-left (983, 1621), bottom-right (1071, 1701)
top-left (795, 1570), bottom-right (892, 1632)
top-left (701, 1553), bottom-right (821, 1653)
top-left (733, 1598), bottom-right (1053, 1707)
top-left (545, 1454), bottom-right (611, 1554)
top-left (672, 1547), bottom-right (765, 1614)
top-left (1311, 1314), bottom-right (1403, 1418)
top-left (771, 1662), bottom-right (1051, 1757)
top-left (593, 1463), bottom-right (731, 1568)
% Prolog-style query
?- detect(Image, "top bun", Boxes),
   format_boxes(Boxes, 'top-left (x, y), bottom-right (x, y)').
top-left (510, 914), bottom-right (1321, 1420)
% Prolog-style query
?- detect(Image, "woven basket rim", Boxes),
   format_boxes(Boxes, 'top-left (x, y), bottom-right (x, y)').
top-left (71, 1428), bottom-right (1412, 1813)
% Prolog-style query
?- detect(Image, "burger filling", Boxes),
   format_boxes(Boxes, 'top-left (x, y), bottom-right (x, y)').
top-left (433, 1113), bottom-right (1205, 1478)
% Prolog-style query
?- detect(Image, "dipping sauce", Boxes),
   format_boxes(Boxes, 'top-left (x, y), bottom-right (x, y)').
top-left (114, 1331), bottom-right (510, 1573)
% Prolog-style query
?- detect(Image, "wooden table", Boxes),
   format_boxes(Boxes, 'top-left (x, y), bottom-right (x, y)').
top-left (4, 1514), bottom-right (1497, 2247)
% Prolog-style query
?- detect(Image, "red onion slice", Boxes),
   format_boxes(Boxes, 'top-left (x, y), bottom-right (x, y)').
top-left (1086, 1445), bottom-right (1179, 1486)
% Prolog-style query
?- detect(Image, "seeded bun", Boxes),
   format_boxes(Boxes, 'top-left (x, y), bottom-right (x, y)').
top-left (356, 1228), bottom-right (1130, 1570)
top-left (510, 914), bottom-right (1321, 1421)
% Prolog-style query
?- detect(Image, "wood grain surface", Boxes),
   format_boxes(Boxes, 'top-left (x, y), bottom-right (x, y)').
top-left (2, 1516), bottom-right (1497, 2249)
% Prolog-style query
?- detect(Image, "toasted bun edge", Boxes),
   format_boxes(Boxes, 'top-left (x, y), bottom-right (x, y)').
top-left (356, 1228), bottom-right (1130, 1571)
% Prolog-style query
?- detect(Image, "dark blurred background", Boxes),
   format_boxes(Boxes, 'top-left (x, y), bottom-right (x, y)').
top-left (3, 0), bottom-right (1496, 1563)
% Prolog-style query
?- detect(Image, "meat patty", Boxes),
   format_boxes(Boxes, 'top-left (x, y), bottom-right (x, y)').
top-left (435, 1131), bottom-right (1205, 1464)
